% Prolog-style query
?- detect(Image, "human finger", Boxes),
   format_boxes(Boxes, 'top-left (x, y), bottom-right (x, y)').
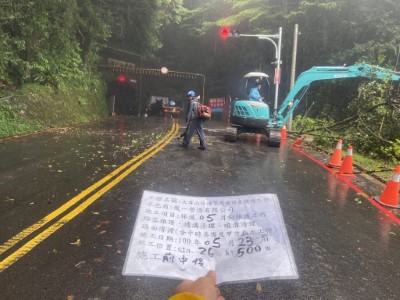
top-left (205, 270), bottom-right (217, 284)
top-left (174, 280), bottom-right (193, 294)
top-left (215, 286), bottom-right (222, 297)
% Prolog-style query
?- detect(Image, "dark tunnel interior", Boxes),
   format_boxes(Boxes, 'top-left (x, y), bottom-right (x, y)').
top-left (107, 79), bottom-right (137, 115)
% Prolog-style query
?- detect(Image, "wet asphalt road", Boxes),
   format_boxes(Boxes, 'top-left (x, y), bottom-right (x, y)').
top-left (1, 116), bottom-right (400, 300)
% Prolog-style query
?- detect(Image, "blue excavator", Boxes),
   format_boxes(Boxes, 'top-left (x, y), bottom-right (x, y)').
top-left (224, 64), bottom-right (400, 146)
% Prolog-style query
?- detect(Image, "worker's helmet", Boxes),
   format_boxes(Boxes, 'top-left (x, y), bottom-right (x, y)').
top-left (187, 90), bottom-right (196, 97)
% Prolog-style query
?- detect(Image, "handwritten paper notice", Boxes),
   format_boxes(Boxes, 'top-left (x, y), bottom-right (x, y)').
top-left (123, 191), bottom-right (298, 284)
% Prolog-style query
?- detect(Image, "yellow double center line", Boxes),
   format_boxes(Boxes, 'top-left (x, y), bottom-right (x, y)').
top-left (0, 122), bottom-right (179, 272)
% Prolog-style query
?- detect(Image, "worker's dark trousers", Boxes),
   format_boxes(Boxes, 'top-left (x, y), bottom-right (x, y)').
top-left (182, 117), bottom-right (206, 149)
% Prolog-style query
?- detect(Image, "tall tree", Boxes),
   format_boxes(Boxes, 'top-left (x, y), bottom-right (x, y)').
top-left (0, 0), bottom-right (111, 87)
top-left (105, 0), bottom-right (184, 55)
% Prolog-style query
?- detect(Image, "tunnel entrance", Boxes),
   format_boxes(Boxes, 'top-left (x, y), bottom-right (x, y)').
top-left (107, 78), bottom-right (137, 115)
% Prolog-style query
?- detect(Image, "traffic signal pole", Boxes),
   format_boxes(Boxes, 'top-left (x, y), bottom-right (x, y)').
top-left (224, 27), bottom-right (283, 112)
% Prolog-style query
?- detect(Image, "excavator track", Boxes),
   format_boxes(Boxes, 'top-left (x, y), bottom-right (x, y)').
top-left (267, 128), bottom-right (281, 147)
top-left (224, 127), bottom-right (238, 142)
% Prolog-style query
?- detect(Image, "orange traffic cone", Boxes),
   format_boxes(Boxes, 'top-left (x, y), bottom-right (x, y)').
top-left (374, 166), bottom-right (400, 208)
top-left (293, 134), bottom-right (306, 147)
top-left (327, 139), bottom-right (343, 168)
top-left (337, 145), bottom-right (355, 177)
top-left (281, 124), bottom-right (287, 140)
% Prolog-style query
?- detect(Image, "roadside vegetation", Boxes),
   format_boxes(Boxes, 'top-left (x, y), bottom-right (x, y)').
top-left (0, 0), bottom-right (114, 137)
top-left (293, 79), bottom-right (399, 155)
top-left (0, 81), bottom-right (108, 138)
top-left (291, 79), bottom-right (400, 179)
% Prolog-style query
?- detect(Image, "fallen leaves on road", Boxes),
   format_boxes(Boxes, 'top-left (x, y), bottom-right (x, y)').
top-left (256, 282), bottom-right (262, 294)
top-left (93, 257), bottom-right (105, 263)
top-left (74, 261), bottom-right (86, 268)
top-left (70, 239), bottom-right (81, 246)
top-left (94, 220), bottom-right (110, 230)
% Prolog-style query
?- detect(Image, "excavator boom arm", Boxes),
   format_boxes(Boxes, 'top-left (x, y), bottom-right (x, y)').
top-left (272, 64), bottom-right (400, 127)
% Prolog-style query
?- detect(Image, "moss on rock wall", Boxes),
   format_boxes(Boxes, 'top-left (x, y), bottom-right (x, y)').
top-left (0, 83), bottom-right (109, 138)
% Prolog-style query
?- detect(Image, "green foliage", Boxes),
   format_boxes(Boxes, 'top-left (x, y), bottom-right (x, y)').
top-left (347, 80), bottom-right (399, 150)
top-left (0, 98), bottom-right (43, 137)
top-left (0, 79), bottom-right (109, 138)
top-left (0, 0), bottom-right (111, 87)
top-left (381, 139), bottom-right (400, 164)
top-left (291, 115), bottom-right (334, 148)
top-left (291, 77), bottom-right (400, 162)
top-left (292, 115), bottom-right (317, 132)
top-left (105, 0), bottom-right (184, 55)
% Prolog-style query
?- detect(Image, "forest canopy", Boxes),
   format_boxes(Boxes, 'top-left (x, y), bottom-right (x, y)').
top-left (1, 0), bottom-right (399, 88)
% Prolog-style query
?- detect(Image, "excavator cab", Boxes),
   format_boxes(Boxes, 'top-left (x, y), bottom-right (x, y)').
top-left (225, 71), bottom-right (281, 146)
top-left (243, 72), bottom-right (270, 101)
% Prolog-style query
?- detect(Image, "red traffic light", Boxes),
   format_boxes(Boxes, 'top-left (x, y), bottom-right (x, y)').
top-left (117, 75), bottom-right (126, 83)
top-left (220, 27), bottom-right (230, 39)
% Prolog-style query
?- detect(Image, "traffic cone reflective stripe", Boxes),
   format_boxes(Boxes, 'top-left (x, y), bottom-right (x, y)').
top-left (293, 134), bottom-right (306, 147)
top-left (375, 166), bottom-right (400, 208)
top-left (337, 145), bottom-right (355, 177)
top-left (281, 124), bottom-right (287, 140)
top-left (327, 139), bottom-right (343, 168)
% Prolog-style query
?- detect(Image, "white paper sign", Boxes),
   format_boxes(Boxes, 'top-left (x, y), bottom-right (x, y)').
top-left (123, 191), bottom-right (298, 284)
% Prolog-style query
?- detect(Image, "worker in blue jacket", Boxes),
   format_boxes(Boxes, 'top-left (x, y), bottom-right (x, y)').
top-left (181, 90), bottom-right (206, 150)
top-left (248, 81), bottom-right (264, 102)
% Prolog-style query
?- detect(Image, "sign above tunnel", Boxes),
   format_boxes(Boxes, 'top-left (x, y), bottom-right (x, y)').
top-left (108, 58), bottom-right (136, 70)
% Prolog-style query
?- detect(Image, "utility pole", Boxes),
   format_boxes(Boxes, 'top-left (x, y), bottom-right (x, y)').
top-left (288, 24), bottom-right (299, 131)
top-left (274, 27), bottom-right (283, 112)
top-left (138, 56), bottom-right (143, 116)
